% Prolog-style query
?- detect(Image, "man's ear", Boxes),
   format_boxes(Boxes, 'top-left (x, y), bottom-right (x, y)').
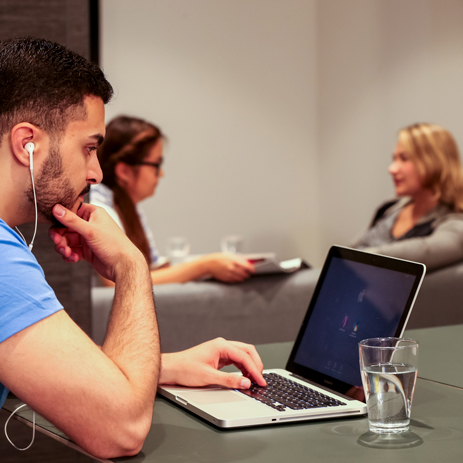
top-left (114, 162), bottom-right (134, 187)
top-left (10, 123), bottom-right (44, 168)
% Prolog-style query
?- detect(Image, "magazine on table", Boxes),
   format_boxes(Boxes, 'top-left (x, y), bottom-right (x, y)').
top-left (244, 253), bottom-right (311, 274)
top-left (156, 253), bottom-right (310, 278)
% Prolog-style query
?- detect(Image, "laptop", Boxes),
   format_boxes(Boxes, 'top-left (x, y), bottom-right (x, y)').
top-left (158, 245), bottom-right (426, 428)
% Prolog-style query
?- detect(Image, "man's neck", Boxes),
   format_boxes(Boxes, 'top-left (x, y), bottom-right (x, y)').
top-left (0, 167), bottom-right (33, 228)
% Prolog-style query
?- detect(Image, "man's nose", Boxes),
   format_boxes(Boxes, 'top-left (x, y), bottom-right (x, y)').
top-left (87, 155), bottom-right (103, 184)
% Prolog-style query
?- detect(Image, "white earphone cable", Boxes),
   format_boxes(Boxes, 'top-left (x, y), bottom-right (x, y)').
top-left (4, 404), bottom-right (36, 451)
top-left (28, 168), bottom-right (38, 251)
top-left (15, 144), bottom-right (37, 251)
top-left (14, 226), bottom-right (26, 243)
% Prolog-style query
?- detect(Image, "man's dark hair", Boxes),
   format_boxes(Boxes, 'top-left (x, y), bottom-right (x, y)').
top-left (0, 37), bottom-right (113, 144)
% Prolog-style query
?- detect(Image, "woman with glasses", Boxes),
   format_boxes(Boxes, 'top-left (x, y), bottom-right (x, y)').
top-left (352, 122), bottom-right (463, 271)
top-left (91, 115), bottom-right (255, 286)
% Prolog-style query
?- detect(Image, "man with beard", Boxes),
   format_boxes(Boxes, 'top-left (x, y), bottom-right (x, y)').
top-left (0, 37), bottom-right (266, 459)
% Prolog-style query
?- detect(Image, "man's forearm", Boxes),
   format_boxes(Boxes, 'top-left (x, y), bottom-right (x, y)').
top-left (102, 254), bottom-right (160, 408)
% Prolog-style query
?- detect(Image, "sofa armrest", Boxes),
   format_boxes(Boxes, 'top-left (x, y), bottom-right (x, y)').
top-left (406, 261), bottom-right (463, 329)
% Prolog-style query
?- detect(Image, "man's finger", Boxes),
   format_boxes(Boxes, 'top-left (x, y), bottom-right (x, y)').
top-left (217, 342), bottom-right (266, 386)
top-left (52, 204), bottom-right (93, 237)
top-left (61, 252), bottom-right (80, 264)
top-left (48, 226), bottom-right (68, 244)
top-left (229, 341), bottom-right (264, 373)
top-left (50, 229), bottom-right (81, 249)
top-left (205, 370), bottom-right (252, 390)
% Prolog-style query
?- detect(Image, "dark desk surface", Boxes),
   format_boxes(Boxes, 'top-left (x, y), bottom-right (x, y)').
top-left (405, 324), bottom-right (463, 389)
top-left (4, 332), bottom-right (463, 462)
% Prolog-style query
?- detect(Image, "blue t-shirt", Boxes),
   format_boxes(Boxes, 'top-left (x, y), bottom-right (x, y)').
top-left (0, 220), bottom-right (63, 407)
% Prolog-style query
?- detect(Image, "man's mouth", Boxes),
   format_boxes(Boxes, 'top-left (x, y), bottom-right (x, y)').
top-left (79, 185), bottom-right (91, 197)
top-left (76, 185), bottom-right (91, 210)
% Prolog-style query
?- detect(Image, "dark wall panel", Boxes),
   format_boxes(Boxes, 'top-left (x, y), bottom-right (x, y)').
top-left (0, 0), bottom-right (97, 335)
top-left (0, 0), bottom-right (91, 58)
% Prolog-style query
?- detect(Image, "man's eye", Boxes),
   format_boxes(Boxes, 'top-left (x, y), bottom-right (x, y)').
top-left (87, 146), bottom-right (98, 154)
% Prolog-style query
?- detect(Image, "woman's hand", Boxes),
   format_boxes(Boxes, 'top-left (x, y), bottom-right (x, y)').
top-left (202, 253), bottom-right (255, 282)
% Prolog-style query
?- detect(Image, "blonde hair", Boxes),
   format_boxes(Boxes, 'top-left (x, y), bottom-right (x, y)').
top-left (398, 123), bottom-right (463, 211)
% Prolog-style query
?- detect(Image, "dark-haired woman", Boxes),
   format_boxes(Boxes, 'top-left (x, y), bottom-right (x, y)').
top-left (90, 115), bottom-right (254, 286)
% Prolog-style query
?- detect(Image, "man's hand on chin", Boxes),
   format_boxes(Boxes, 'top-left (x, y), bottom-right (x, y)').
top-left (48, 203), bottom-right (146, 281)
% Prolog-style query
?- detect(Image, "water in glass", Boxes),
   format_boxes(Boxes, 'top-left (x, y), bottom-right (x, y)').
top-left (361, 363), bottom-right (417, 433)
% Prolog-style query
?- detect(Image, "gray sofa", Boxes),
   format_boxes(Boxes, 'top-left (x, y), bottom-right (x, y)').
top-left (91, 263), bottom-right (463, 352)
top-left (92, 269), bottom-right (320, 352)
top-left (408, 261), bottom-right (463, 329)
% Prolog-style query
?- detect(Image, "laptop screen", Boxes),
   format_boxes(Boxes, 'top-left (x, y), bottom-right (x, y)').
top-left (287, 246), bottom-right (425, 395)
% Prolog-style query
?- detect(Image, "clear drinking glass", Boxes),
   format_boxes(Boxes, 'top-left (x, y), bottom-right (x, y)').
top-left (220, 235), bottom-right (243, 254)
top-left (359, 337), bottom-right (419, 434)
top-left (167, 237), bottom-right (190, 265)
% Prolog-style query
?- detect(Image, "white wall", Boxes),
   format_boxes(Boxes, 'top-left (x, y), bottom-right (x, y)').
top-left (101, 0), bottom-right (321, 263)
top-left (318, 0), bottom-right (463, 253)
top-left (101, 0), bottom-right (463, 267)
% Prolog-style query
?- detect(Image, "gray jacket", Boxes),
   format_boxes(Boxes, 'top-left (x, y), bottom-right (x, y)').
top-left (351, 198), bottom-right (463, 272)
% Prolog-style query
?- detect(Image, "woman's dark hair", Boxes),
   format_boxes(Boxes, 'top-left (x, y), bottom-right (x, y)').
top-left (98, 115), bottom-right (164, 264)
top-left (0, 37), bottom-right (113, 143)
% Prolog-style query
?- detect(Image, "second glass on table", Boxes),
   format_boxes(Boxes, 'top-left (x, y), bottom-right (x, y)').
top-left (220, 235), bottom-right (243, 254)
top-left (167, 237), bottom-right (190, 264)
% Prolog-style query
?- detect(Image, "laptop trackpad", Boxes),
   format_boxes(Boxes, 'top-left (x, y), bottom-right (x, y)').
top-left (180, 390), bottom-right (247, 405)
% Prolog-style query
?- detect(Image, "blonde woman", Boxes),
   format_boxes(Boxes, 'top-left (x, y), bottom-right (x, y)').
top-left (352, 123), bottom-right (463, 271)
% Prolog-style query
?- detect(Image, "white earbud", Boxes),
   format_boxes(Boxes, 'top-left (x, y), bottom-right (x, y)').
top-left (21, 142), bottom-right (37, 251)
top-left (25, 142), bottom-right (35, 172)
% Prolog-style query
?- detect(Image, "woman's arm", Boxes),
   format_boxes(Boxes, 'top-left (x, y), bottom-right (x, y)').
top-left (151, 253), bottom-right (255, 284)
top-left (98, 253), bottom-right (255, 286)
top-left (364, 215), bottom-right (463, 271)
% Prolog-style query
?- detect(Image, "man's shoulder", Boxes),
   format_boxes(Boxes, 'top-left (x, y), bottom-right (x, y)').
top-left (0, 219), bottom-right (31, 253)
top-left (0, 219), bottom-right (45, 274)
top-left (0, 219), bottom-right (62, 344)
top-left (0, 219), bottom-right (23, 241)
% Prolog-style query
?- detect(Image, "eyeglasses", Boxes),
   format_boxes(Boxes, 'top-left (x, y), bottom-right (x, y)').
top-left (132, 160), bottom-right (163, 174)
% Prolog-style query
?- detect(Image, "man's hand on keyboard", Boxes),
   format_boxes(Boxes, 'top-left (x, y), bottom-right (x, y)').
top-left (238, 373), bottom-right (347, 411)
top-left (159, 338), bottom-right (267, 389)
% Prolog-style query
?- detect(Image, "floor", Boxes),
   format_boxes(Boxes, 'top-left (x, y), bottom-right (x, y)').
top-left (0, 409), bottom-right (98, 463)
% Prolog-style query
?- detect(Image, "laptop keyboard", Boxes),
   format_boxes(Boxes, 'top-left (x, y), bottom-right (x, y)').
top-left (236, 372), bottom-right (346, 412)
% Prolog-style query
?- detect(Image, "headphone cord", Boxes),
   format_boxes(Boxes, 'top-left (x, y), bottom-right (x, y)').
top-left (28, 168), bottom-right (38, 251)
top-left (14, 164), bottom-right (37, 251)
top-left (4, 404), bottom-right (36, 451)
